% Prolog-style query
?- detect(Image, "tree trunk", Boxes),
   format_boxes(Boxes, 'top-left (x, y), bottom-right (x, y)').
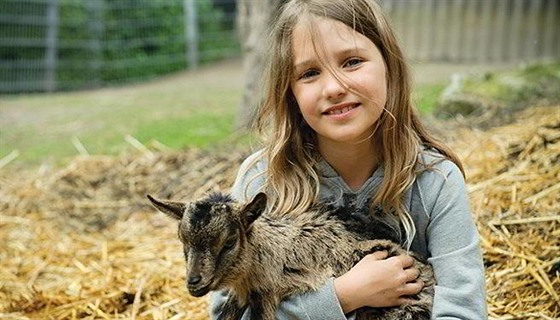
top-left (235, 0), bottom-right (284, 130)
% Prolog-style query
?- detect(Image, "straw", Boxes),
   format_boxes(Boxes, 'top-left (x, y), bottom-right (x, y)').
top-left (1, 106), bottom-right (558, 319)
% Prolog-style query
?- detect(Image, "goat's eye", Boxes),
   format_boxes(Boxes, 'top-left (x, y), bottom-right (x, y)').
top-left (223, 238), bottom-right (237, 250)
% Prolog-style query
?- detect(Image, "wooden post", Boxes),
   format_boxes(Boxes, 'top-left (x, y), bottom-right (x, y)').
top-left (433, 0), bottom-right (449, 61)
top-left (478, 0), bottom-right (494, 62)
top-left (509, 0), bottom-right (524, 62)
top-left (449, 0), bottom-right (466, 62)
top-left (525, 0), bottom-right (543, 60)
top-left (184, 0), bottom-right (199, 69)
top-left (418, 0), bottom-right (438, 62)
top-left (45, 0), bottom-right (59, 92)
top-left (235, 0), bottom-right (283, 129)
top-left (543, 0), bottom-right (560, 60)
top-left (495, 0), bottom-right (509, 62)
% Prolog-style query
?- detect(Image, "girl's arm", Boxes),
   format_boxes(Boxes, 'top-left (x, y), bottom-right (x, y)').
top-left (421, 159), bottom-right (488, 319)
top-left (209, 281), bottom-right (350, 320)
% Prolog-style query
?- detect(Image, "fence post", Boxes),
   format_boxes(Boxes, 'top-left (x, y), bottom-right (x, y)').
top-left (184, 0), bottom-right (199, 69)
top-left (45, 0), bottom-right (59, 92)
top-left (85, 0), bottom-right (104, 88)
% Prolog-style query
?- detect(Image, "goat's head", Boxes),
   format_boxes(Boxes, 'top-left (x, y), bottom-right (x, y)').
top-left (147, 192), bottom-right (267, 297)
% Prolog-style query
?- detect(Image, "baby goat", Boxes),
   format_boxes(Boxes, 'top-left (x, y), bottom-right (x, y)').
top-left (147, 191), bottom-right (434, 320)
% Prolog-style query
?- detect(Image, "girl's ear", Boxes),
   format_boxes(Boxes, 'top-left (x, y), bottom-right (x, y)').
top-left (147, 195), bottom-right (186, 220)
top-left (241, 192), bottom-right (268, 226)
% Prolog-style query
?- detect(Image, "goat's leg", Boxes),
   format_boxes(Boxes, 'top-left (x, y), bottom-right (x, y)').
top-left (248, 291), bottom-right (279, 320)
top-left (220, 294), bottom-right (248, 320)
top-left (380, 305), bottom-right (431, 320)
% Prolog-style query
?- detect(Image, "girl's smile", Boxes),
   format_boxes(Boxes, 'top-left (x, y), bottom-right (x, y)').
top-left (290, 17), bottom-right (387, 149)
top-left (323, 102), bottom-right (360, 116)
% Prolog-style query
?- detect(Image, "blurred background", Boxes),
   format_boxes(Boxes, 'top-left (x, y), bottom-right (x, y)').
top-left (0, 0), bottom-right (558, 92)
top-left (1, 0), bottom-right (558, 166)
top-left (1, 1), bottom-right (559, 319)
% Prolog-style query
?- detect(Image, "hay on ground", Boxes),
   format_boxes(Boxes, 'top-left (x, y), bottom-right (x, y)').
top-left (1, 106), bottom-right (558, 319)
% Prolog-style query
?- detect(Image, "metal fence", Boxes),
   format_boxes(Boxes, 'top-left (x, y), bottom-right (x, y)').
top-left (1, 0), bottom-right (558, 94)
top-left (0, 0), bottom-right (239, 93)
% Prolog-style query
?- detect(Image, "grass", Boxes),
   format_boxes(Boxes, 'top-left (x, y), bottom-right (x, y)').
top-left (1, 60), bottom-right (448, 169)
top-left (462, 62), bottom-right (560, 107)
top-left (0, 60), bottom-right (245, 168)
top-left (414, 83), bottom-right (446, 114)
top-left (133, 112), bottom-right (235, 149)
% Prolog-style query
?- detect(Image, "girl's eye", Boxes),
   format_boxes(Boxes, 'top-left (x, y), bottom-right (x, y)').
top-left (223, 238), bottom-right (237, 250)
top-left (298, 69), bottom-right (319, 80)
top-left (344, 58), bottom-right (363, 68)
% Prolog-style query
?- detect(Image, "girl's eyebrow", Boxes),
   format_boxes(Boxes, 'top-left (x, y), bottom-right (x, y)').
top-left (293, 59), bottom-right (315, 72)
top-left (293, 46), bottom-right (369, 70)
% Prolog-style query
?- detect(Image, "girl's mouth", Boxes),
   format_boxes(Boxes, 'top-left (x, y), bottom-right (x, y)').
top-left (323, 103), bottom-right (360, 115)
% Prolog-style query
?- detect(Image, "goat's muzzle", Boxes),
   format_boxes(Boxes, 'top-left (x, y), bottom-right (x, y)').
top-left (186, 277), bottom-right (213, 297)
top-left (187, 283), bottom-right (212, 297)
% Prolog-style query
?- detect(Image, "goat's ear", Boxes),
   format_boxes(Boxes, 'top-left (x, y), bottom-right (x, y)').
top-left (241, 192), bottom-right (267, 226)
top-left (147, 195), bottom-right (186, 220)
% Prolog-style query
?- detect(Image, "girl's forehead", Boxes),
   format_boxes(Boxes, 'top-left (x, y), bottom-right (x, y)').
top-left (293, 16), bottom-right (356, 42)
top-left (291, 17), bottom-right (373, 63)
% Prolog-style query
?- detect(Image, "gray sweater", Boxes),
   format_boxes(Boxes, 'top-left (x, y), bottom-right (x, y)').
top-left (209, 149), bottom-right (487, 319)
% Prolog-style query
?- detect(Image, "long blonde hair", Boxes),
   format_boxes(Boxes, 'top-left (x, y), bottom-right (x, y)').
top-left (251, 0), bottom-right (464, 247)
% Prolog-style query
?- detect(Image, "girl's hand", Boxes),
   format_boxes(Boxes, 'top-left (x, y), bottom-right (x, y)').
top-left (334, 251), bottom-right (424, 314)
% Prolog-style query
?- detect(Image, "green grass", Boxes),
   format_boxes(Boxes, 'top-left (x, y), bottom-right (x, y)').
top-left (133, 112), bottom-right (235, 148)
top-left (414, 83), bottom-right (446, 114)
top-left (1, 61), bottom-right (448, 169)
top-left (461, 62), bottom-right (560, 106)
top-left (0, 60), bottom-right (245, 168)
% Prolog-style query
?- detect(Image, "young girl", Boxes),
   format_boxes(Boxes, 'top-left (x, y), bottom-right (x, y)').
top-left (211, 0), bottom-right (487, 318)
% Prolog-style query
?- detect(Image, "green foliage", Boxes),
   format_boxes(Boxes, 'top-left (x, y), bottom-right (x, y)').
top-left (454, 62), bottom-right (560, 110)
top-left (99, 0), bottom-right (187, 83)
top-left (414, 83), bottom-right (446, 114)
top-left (434, 61), bottom-right (560, 125)
top-left (1, 0), bottom-right (239, 92)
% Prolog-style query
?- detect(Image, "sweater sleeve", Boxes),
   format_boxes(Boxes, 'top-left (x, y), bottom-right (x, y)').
top-left (209, 279), bottom-right (352, 320)
top-left (209, 152), bottom-right (351, 320)
top-left (419, 160), bottom-right (488, 319)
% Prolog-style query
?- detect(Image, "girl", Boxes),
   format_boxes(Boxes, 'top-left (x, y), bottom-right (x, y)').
top-left (211, 0), bottom-right (487, 318)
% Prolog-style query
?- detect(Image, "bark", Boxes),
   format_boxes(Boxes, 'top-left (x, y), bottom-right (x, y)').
top-left (235, 0), bottom-right (284, 130)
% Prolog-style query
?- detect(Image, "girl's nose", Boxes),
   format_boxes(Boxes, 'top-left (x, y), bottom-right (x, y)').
top-left (322, 72), bottom-right (347, 100)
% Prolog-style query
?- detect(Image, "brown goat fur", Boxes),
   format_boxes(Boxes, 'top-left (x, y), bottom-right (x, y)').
top-left (147, 191), bottom-right (434, 320)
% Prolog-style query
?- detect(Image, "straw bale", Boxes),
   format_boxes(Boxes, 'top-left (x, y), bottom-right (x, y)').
top-left (1, 148), bottom-right (247, 319)
top-left (1, 106), bottom-right (558, 319)
top-left (452, 106), bottom-right (559, 319)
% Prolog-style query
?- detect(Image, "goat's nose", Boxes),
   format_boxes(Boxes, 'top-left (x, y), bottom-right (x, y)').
top-left (188, 275), bottom-right (202, 285)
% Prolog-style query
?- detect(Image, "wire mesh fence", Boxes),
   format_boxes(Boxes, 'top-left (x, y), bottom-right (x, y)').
top-left (0, 0), bottom-right (239, 93)
top-left (1, 0), bottom-right (558, 94)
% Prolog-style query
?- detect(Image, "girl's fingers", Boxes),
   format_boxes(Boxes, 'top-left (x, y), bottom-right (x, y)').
top-left (403, 266), bottom-right (420, 282)
top-left (367, 250), bottom-right (389, 260)
top-left (398, 280), bottom-right (425, 296)
top-left (397, 297), bottom-right (422, 306)
top-left (388, 254), bottom-right (414, 268)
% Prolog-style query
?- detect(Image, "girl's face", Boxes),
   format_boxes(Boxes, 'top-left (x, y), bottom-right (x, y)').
top-left (290, 17), bottom-right (387, 148)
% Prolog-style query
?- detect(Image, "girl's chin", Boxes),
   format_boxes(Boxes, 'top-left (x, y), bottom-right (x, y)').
top-left (317, 131), bottom-right (375, 146)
